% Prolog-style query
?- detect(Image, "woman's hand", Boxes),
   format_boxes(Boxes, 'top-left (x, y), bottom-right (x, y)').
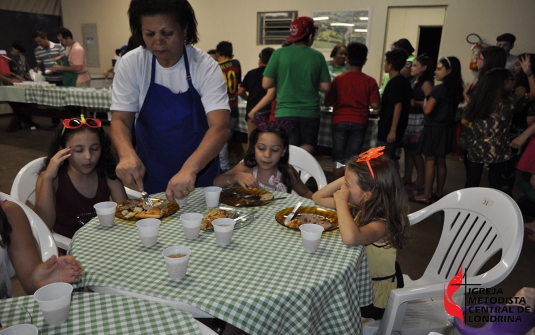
top-left (236, 172), bottom-right (259, 190)
top-left (514, 287), bottom-right (535, 313)
top-left (166, 168), bottom-right (197, 202)
top-left (510, 134), bottom-right (529, 149)
top-left (520, 55), bottom-right (533, 76)
top-left (33, 255), bottom-right (85, 289)
top-left (42, 148), bottom-right (71, 181)
top-left (115, 154), bottom-right (146, 192)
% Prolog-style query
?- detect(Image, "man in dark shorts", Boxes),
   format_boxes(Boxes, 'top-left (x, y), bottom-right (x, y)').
top-left (262, 16), bottom-right (331, 154)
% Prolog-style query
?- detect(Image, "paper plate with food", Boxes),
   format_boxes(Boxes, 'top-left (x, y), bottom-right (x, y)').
top-left (201, 207), bottom-right (256, 231)
top-left (219, 187), bottom-right (274, 207)
top-left (116, 198), bottom-right (179, 220)
top-left (275, 206), bottom-right (338, 231)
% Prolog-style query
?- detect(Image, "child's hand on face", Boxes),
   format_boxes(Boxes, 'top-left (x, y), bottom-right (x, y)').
top-left (44, 147), bottom-right (71, 180)
top-left (236, 172), bottom-right (259, 190)
top-left (333, 184), bottom-right (350, 206)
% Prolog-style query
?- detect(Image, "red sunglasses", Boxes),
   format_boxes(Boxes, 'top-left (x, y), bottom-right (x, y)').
top-left (61, 116), bottom-right (101, 135)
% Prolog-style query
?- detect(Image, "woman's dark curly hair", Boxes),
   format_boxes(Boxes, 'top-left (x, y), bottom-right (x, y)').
top-left (243, 126), bottom-right (295, 194)
top-left (128, 0), bottom-right (199, 47)
top-left (39, 123), bottom-right (118, 180)
top-left (346, 155), bottom-right (410, 249)
top-left (0, 206), bottom-right (12, 248)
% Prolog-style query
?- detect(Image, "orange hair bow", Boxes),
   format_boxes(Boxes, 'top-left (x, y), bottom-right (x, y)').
top-left (356, 146), bottom-right (385, 179)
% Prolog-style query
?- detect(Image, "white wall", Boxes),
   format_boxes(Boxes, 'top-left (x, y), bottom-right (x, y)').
top-left (61, 0), bottom-right (535, 84)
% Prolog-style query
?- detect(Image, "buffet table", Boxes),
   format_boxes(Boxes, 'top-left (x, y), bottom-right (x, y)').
top-left (0, 86), bottom-right (111, 131)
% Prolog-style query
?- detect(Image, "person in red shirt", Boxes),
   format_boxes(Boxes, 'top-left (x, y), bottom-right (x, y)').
top-left (325, 42), bottom-right (380, 179)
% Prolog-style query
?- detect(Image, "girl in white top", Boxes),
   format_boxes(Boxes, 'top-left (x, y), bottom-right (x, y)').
top-left (214, 116), bottom-right (312, 198)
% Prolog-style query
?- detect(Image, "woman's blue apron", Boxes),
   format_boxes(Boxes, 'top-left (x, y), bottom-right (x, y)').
top-left (136, 46), bottom-right (219, 194)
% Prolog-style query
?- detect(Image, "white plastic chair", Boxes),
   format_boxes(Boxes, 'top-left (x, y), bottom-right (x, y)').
top-left (363, 187), bottom-right (524, 335)
top-left (288, 145), bottom-right (328, 193)
top-left (0, 192), bottom-right (58, 261)
top-left (10, 157), bottom-right (71, 250)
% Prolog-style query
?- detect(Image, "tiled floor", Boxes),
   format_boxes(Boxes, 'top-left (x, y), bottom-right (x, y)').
top-left (1, 114), bottom-right (533, 334)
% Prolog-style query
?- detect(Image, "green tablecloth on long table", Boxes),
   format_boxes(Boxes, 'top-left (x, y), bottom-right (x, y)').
top-left (0, 292), bottom-right (201, 334)
top-left (70, 188), bottom-right (374, 335)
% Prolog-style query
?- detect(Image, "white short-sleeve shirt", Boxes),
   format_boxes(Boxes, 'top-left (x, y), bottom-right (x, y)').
top-left (111, 45), bottom-right (229, 114)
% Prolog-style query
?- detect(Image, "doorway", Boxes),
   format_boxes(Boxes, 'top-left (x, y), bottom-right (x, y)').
top-left (417, 26), bottom-right (443, 64)
top-left (382, 6), bottom-right (447, 83)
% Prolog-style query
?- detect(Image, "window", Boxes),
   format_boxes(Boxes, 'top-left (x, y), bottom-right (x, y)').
top-left (257, 11), bottom-right (298, 45)
top-left (312, 9), bottom-right (372, 50)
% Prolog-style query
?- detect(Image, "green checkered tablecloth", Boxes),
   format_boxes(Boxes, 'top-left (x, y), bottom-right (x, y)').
top-left (71, 189), bottom-right (374, 335)
top-left (0, 292), bottom-right (201, 334)
top-left (24, 87), bottom-right (111, 109)
top-left (0, 86), bottom-right (27, 103)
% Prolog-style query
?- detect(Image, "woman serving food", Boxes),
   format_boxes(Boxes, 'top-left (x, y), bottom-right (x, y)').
top-left (110, 0), bottom-right (230, 202)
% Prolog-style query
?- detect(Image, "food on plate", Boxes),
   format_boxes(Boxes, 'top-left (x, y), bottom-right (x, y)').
top-left (287, 214), bottom-right (333, 230)
top-left (117, 198), bottom-right (170, 219)
top-left (202, 208), bottom-right (235, 230)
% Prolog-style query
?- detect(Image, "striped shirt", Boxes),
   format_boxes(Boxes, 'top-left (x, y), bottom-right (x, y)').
top-left (34, 41), bottom-right (65, 83)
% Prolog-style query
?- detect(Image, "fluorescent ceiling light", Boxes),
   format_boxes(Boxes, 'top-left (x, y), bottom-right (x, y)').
top-left (359, 17), bottom-right (369, 20)
top-left (354, 29), bottom-right (368, 32)
top-left (330, 23), bottom-right (354, 27)
top-left (313, 16), bottom-right (329, 20)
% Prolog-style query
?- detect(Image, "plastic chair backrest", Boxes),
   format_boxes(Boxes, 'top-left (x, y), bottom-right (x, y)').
top-left (371, 187), bottom-right (523, 335)
top-left (288, 145), bottom-right (327, 190)
top-left (409, 187), bottom-right (522, 287)
top-left (0, 192), bottom-right (58, 261)
top-left (10, 157), bottom-right (46, 207)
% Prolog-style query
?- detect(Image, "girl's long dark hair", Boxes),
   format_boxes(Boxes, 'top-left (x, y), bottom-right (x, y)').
top-left (464, 68), bottom-right (511, 121)
top-left (414, 55), bottom-right (435, 84)
top-left (243, 128), bottom-right (294, 193)
top-left (346, 155), bottom-right (410, 249)
top-left (0, 206), bottom-right (11, 248)
top-left (438, 56), bottom-right (464, 105)
top-left (478, 46), bottom-right (507, 78)
top-left (40, 125), bottom-right (118, 179)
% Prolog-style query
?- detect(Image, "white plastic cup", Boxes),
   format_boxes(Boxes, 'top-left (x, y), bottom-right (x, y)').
top-left (175, 196), bottom-right (188, 208)
top-left (180, 213), bottom-right (203, 240)
top-left (93, 201), bottom-right (117, 227)
top-left (0, 324), bottom-right (39, 335)
top-left (203, 186), bottom-right (222, 208)
top-left (212, 218), bottom-right (236, 247)
top-left (162, 246), bottom-right (191, 280)
top-left (33, 282), bottom-right (73, 326)
top-left (136, 218), bottom-right (161, 247)
top-left (299, 224), bottom-right (324, 252)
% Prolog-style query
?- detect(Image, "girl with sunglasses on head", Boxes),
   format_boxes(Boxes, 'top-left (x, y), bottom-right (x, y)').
top-left (34, 116), bottom-right (128, 240)
top-left (462, 55), bottom-right (535, 194)
top-left (312, 147), bottom-right (410, 321)
top-left (410, 56), bottom-right (464, 204)
top-left (213, 116), bottom-right (312, 198)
